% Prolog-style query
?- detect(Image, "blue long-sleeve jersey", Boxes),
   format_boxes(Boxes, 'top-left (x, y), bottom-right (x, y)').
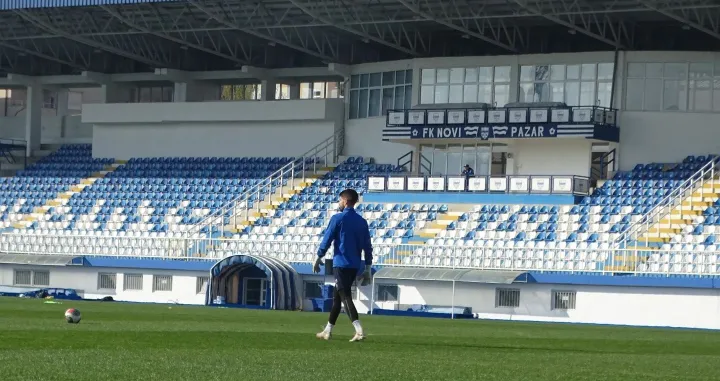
top-left (317, 207), bottom-right (373, 270)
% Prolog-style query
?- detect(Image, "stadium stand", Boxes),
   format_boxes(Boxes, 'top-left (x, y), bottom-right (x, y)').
top-left (2, 146), bottom-right (718, 274)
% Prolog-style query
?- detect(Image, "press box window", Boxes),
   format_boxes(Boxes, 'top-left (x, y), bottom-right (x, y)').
top-left (495, 288), bottom-right (520, 308)
top-left (551, 290), bottom-right (577, 310)
top-left (14, 270), bottom-right (32, 286)
top-left (377, 285), bottom-right (398, 302)
top-left (196, 277), bottom-right (209, 294)
top-left (304, 281), bottom-right (323, 298)
top-left (33, 271), bottom-right (50, 286)
top-left (98, 273), bottom-right (117, 290)
top-left (153, 275), bottom-right (173, 292)
top-left (124, 274), bottom-right (143, 291)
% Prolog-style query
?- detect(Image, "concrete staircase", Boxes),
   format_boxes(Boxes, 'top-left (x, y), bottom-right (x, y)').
top-left (637, 178), bottom-right (720, 245)
top-left (226, 166), bottom-right (335, 234)
top-left (11, 161), bottom-right (126, 229)
top-left (0, 144), bottom-right (54, 177)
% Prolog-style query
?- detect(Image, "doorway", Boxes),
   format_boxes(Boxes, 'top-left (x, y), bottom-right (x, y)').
top-left (243, 278), bottom-right (268, 306)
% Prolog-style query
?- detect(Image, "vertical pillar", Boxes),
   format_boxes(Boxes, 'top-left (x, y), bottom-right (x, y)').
top-left (411, 147), bottom-right (421, 175)
top-left (260, 79), bottom-right (277, 101)
top-left (100, 83), bottom-right (131, 103)
top-left (289, 83), bottom-right (301, 100)
top-left (25, 83), bottom-right (42, 156)
top-left (175, 80), bottom-right (218, 102)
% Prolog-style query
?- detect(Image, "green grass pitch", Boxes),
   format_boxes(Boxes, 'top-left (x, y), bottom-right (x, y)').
top-left (1, 297), bottom-right (720, 381)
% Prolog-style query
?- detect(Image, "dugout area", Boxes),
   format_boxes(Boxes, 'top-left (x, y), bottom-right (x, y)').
top-left (207, 254), bottom-right (302, 310)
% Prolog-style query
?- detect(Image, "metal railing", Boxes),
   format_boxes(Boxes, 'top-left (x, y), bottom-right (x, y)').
top-left (184, 127), bottom-right (344, 238)
top-left (2, 233), bottom-right (719, 277)
top-left (397, 151), bottom-right (412, 172)
top-left (617, 157), bottom-right (720, 249)
top-left (367, 174), bottom-right (591, 195)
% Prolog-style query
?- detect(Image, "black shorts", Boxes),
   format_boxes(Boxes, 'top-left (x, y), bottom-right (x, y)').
top-left (333, 267), bottom-right (357, 292)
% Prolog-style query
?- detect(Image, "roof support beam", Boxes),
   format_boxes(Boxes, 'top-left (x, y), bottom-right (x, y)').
top-left (99, 5), bottom-right (251, 66)
top-left (187, 0), bottom-right (337, 63)
top-left (396, 0), bottom-right (518, 53)
top-left (0, 41), bottom-right (86, 71)
top-left (285, 0), bottom-right (420, 57)
top-left (13, 9), bottom-right (167, 68)
top-left (511, 0), bottom-right (626, 49)
top-left (639, 0), bottom-right (720, 41)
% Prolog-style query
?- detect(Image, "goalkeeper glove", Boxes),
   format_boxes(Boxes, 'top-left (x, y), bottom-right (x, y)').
top-left (358, 265), bottom-right (372, 286)
top-left (313, 257), bottom-right (323, 274)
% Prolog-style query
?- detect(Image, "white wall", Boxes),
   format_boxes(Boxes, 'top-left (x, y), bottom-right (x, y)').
top-left (344, 117), bottom-right (413, 165)
top-left (513, 139), bottom-right (592, 176)
top-left (93, 121), bottom-right (334, 159)
top-left (86, 99), bottom-right (344, 159)
top-left (361, 279), bottom-right (720, 330)
top-left (619, 111), bottom-right (720, 170)
top-left (0, 264), bottom-right (208, 305)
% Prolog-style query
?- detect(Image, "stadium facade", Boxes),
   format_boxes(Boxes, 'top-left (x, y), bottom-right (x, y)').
top-left (1, 0), bottom-right (720, 329)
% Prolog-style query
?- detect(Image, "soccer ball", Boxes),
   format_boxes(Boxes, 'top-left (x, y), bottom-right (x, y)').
top-left (64, 308), bottom-right (81, 324)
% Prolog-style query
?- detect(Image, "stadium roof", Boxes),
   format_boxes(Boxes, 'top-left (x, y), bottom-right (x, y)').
top-left (1, 0), bottom-right (720, 76)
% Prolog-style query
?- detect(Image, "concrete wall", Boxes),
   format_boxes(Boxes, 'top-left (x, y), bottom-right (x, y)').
top-left (345, 117), bottom-right (412, 165)
top-left (0, 264), bottom-right (208, 305)
top-left (513, 139), bottom-right (592, 177)
top-left (356, 279), bottom-right (720, 330)
top-left (85, 99), bottom-right (344, 158)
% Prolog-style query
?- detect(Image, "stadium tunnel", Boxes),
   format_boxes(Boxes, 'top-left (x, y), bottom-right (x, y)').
top-left (207, 254), bottom-right (302, 310)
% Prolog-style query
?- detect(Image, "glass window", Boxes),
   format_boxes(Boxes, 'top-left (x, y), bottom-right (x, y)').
top-left (494, 85), bottom-right (509, 107)
top-left (643, 79), bottom-right (662, 111)
top-left (627, 63), bottom-right (645, 78)
top-left (598, 63), bottom-right (614, 80)
top-left (421, 69), bottom-right (435, 84)
top-left (566, 65), bottom-right (581, 80)
top-left (382, 88), bottom-right (394, 116)
top-left (550, 82), bottom-right (564, 102)
top-left (369, 73), bottom-right (381, 87)
top-left (580, 82), bottom-right (596, 105)
top-left (625, 78), bottom-right (644, 111)
top-left (350, 70), bottom-right (413, 118)
top-left (534, 65), bottom-right (550, 81)
top-left (663, 63), bottom-right (687, 79)
top-left (550, 65), bottom-right (565, 81)
top-left (420, 85), bottom-right (434, 104)
top-left (393, 87), bottom-right (405, 110)
top-left (449, 68), bottom-right (464, 84)
top-left (690, 78), bottom-right (712, 111)
top-left (368, 89), bottom-right (381, 117)
top-left (663, 80), bottom-right (687, 111)
top-left (463, 84), bottom-right (478, 103)
top-left (394, 70), bottom-right (405, 85)
top-left (597, 82), bottom-right (612, 108)
top-left (349, 90), bottom-right (359, 119)
top-left (565, 82), bottom-right (580, 105)
top-left (520, 66), bottom-right (534, 82)
top-left (358, 89), bottom-right (368, 118)
top-left (382, 71), bottom-right (395, 86)
top-left (479, 67), bottom-right (494, 82)
top-left (581, 64), bottom-right (596, 80)
top-left (436, 69), bottom-right (450, 84)
top-left (478, 84), bottom-right (491, 104)
top-left (449, 84), bottom-right (463, 103)
top-left (359, 74), bottom-right (369, 88)
top-left (494, 66), bottom-right (511, 82)
top-left (464, 68), bottom-right (478, 83)
top-left (404, 85), bottom-right (412, 109)
top-left (434, 85), bottom-right (449, 103)
top-left (646, 63), bottom-right (663, 78)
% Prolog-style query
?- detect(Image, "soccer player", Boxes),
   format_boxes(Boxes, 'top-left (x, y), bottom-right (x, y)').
top-left (313, 188), bottom-right (373, 342)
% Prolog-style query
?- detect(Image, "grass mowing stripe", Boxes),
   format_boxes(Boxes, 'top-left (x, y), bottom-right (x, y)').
top-left (0, 298), bottom-right (719, 381)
